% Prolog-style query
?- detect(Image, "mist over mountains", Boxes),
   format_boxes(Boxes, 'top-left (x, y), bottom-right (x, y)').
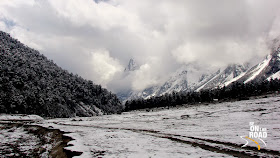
top-left (1, 0), bottom-right (280, 116)
top-left (1, 0), bottom-right (280, 95)
top-left (119, 43), bottom-right (280, 101)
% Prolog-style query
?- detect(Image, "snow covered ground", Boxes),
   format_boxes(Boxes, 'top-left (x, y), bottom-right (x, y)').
top-left (33, 95), bottom-right (280, 157)
top-left (0, 114), bottom-right (43, 122)
top-left (0, 124), bottom-right (42, 157)
top-left (0, 114), bottom-right (72, 157)
top-left (1, 96), bottom-right (280, 157)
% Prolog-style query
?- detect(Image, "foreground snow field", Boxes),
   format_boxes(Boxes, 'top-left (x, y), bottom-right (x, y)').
top-left (1, 95), bottom-right (280, 157)
top-left (37, 95), bottom-right (279, 157)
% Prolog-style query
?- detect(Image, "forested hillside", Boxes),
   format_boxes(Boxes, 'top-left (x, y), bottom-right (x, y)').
top-left (0, 31), bottom-right (123, 117)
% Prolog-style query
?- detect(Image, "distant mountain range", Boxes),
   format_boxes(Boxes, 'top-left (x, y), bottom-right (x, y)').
top-left (0, 31), bottom-right (123, 117)
top-left (120, 45), bottom-right (280, 101)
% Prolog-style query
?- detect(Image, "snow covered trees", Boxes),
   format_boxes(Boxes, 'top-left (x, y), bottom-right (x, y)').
top-left (0, 31), bottom-right (123, 117)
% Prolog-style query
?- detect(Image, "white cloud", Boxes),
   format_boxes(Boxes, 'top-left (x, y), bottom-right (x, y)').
top-left (90, 50), bottom-right (123, 86)
top-left (172, 38), bottom-right (270, 68)
top-left (48, 0), bottom-right (143, 33)
top-left (9, 26), bottom-right (43, 51)
top-left (0, 0), bottom-right (35, 7)
top-left (132, 64), bottom-right (159, 91)
top-left (0, 21), bottom-right (7, 32)
top-left (0, 0), bottom-right (279, 92)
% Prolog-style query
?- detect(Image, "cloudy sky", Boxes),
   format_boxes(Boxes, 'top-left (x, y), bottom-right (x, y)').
top-left (1, 0), bottom-right (280, 92)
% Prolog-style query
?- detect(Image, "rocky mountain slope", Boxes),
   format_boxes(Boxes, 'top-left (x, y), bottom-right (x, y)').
top-left (127, 63), bottom-right (249, 100)
top-left (196, 64), bottom-right (249, 91)
top-left (0, 31), bottom-right (123, 117)
top-left (234, 46), bottom-right (280, 84)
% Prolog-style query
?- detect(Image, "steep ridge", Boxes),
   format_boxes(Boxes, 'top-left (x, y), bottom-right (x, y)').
top-left (196, 64), bottom-right (249, 91)
top-left (228, 46), bottom-right (280, 85)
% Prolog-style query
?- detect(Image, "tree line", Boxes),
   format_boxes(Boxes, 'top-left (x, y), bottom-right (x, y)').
top-left (124, 78), bottom-right (280, 111)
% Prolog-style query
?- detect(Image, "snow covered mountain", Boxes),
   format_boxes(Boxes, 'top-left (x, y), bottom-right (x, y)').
top-left (128, 63), bottom-right (249, 100)
top-left (119, 45), bottom-right (280, 101)
top-left (196, 64), bottom-right (249, 91)
top-left (230, 46), bottom-right (280, 84)
top-left (124, 59), bottom-right (139, 72)
top-left (117, 59), bottom-right (139, 101)
top-left (152, 64), bottom-right (218, 96)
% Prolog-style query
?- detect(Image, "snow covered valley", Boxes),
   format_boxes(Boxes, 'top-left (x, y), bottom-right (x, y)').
top-left (1, 96), bottom-right (280, 157)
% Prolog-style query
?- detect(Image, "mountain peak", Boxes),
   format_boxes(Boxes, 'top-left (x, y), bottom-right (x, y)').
top-left (124, 58), bottom-right (139, 72)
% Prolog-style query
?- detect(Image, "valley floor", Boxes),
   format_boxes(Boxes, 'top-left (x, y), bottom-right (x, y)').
top-left (1, 96), bottom-right (280, 157)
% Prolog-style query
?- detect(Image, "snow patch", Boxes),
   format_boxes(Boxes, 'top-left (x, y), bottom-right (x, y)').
top-left (0, 114), bottom-right (44, 121)
top-left (224, 72), bottom-right (246, 86)
top-left (267, 71), bottom-right (280, 80)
